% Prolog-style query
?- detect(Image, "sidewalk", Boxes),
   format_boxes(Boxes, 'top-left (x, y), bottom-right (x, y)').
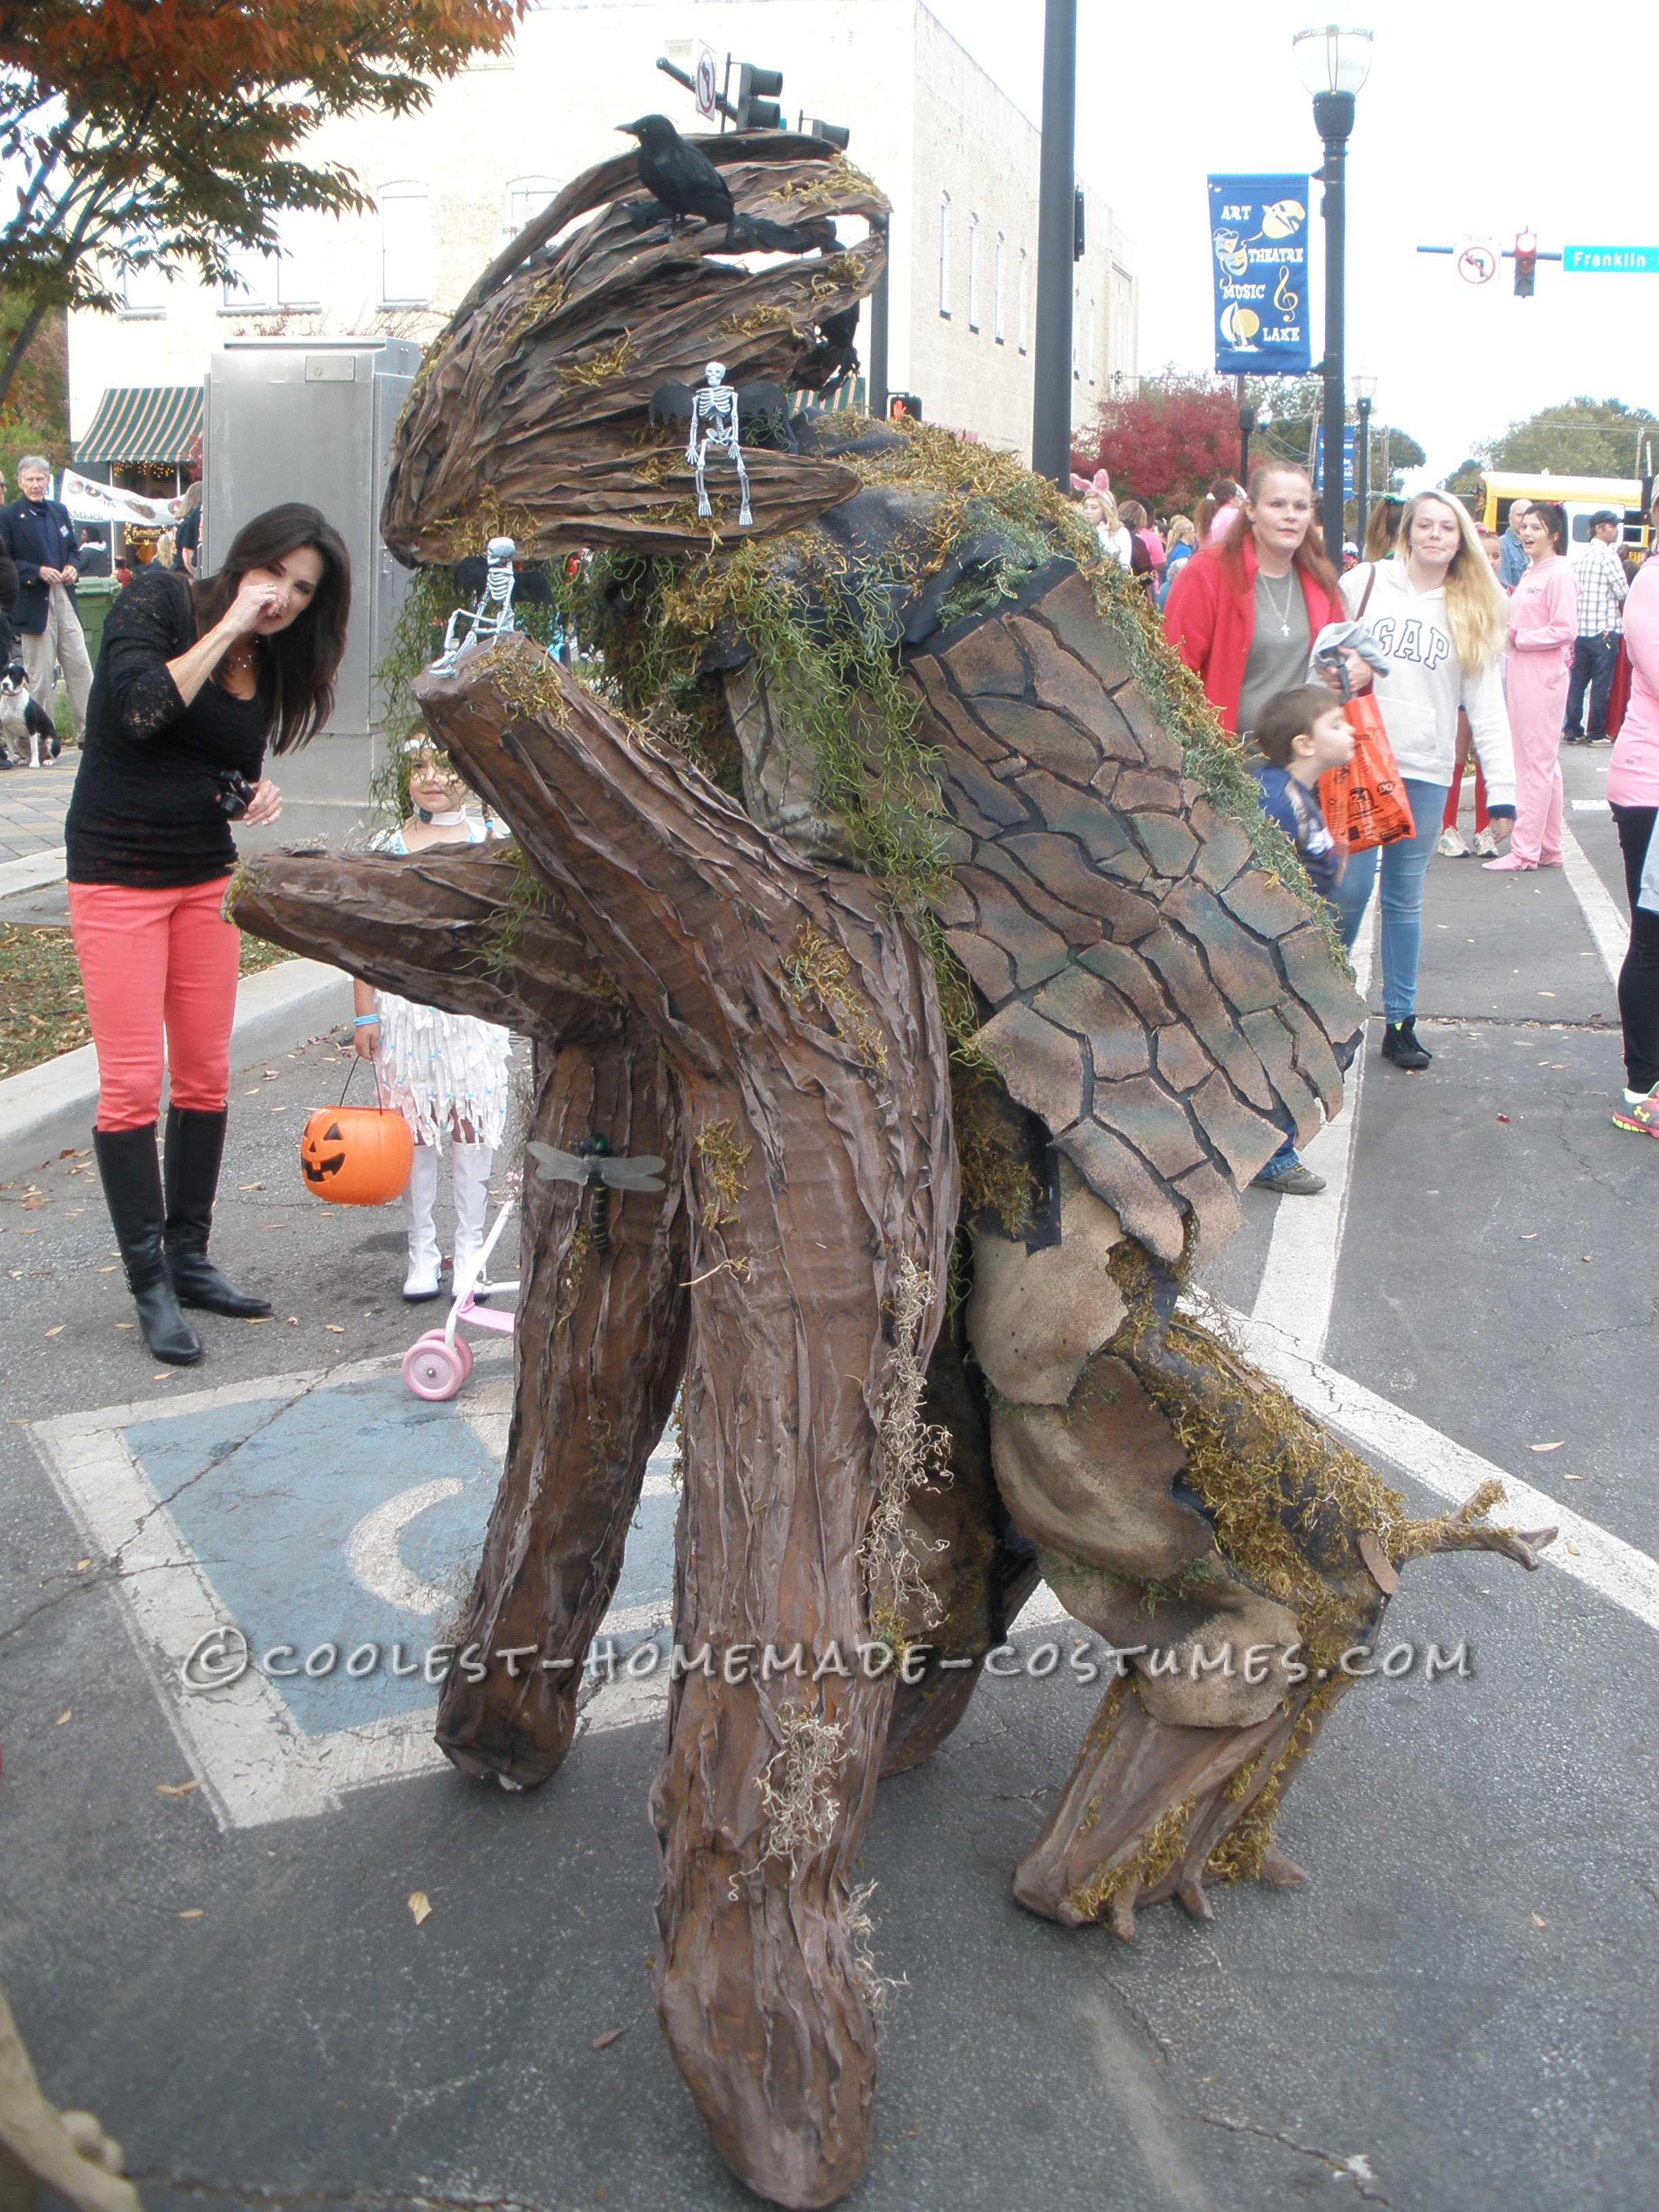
top-left (0, 752), bottom-right (73, 866)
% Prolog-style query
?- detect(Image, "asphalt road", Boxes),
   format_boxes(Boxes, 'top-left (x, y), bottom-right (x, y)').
top-left (1, 743), bottom-right (1655, 2212)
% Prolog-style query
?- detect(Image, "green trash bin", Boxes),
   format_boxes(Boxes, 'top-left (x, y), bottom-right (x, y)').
top-left (75, 575), bottom-right (119, 666)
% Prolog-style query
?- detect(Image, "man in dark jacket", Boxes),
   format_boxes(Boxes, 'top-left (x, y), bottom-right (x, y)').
top-left (0, 455), bottom-right (91, 739)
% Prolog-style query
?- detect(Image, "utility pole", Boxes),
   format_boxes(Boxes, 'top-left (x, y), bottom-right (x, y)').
top-left (1236, 375), bottom-right (1255, 485)
top-left (1031, 0), bottom-right (1076, 487)
top-left (868, 213), bottom-right (889, 419)
top-left (1313, 87), bottom-right (1354, 560)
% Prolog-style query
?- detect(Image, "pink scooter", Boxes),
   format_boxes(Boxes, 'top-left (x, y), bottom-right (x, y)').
top-left (402, 1189), bottom-right (518, 1400)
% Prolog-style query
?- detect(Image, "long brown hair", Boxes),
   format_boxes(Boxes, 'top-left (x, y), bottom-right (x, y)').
top-left (1195, 476), bottom-right (1241, 539)
top-left (1221, 462), bottom-right (1336, 596)
top-left (192, 503), bottom-right (350, 754)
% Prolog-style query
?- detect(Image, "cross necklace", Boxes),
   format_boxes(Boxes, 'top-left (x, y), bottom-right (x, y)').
top-left (1261, 566), bottom-right (1296, 638)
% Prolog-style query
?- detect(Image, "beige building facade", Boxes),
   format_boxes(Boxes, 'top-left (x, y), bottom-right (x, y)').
top-left (68, 0), bottom-right (1136, 464)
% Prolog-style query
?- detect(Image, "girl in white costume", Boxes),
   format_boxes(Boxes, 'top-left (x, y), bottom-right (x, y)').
top-left (350, 741), bottom-right (512, 1300)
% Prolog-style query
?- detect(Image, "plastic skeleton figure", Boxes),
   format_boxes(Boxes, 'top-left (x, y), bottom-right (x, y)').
top-left (687, 362), bottom-right (752, 528)
top-left (433, 537), bottom-right (519, 673)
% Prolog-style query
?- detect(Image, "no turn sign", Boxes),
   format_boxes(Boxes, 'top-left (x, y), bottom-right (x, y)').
top-left (1456, 234), bottom-right (1498, 285)
top-left (695, 41), bottom-right (718, 120)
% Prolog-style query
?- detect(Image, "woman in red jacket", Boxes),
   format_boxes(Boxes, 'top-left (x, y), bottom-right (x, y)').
top-left (1163, 462), bottom-right (1358, 1197)
top-left (1164, 460), bottom-right (1353, 739)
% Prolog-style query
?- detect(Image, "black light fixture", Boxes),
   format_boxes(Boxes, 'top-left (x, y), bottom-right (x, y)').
top-left (1292, 23), bottom-right (1373, 560)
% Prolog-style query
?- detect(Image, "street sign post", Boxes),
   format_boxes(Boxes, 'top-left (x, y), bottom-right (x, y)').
top-left (1563, 245), bottom-right (1659, 273)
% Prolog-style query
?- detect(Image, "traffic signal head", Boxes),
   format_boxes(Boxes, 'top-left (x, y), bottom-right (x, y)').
top-left (736, 63), bottom-right (783, 131)
top-left (1514, 230), bottom-right (1537, 298)
top-left (809, 119), bottom-right (851, 151)
top-left (888, 393), bottom-right (922, 423)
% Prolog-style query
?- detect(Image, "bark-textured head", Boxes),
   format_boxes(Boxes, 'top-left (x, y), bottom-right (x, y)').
top-left (381, 134), bottom-right (890, 565)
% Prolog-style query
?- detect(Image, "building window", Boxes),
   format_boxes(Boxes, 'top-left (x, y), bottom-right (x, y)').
top-left (1072, 287), bottom-right (1080, 380)
top-left (994, 232), bottom-right (1005, 343)
top-left (967, 214), bottom-right (979, 331)
top-left (119, 258), bottom-right (168, 319)
top-left (938, 191), bottom-right (951, 318)
top-left (506, 176), bottom-right (560, 241)
top-left (220, 211), bottom-right (325, 314)
top-left (1088, 298), bottom-right (1098, 386)
top-left (379, 182), bottom-right (432, 308)
top-left (1016, 247), bottom-right (1028, 354)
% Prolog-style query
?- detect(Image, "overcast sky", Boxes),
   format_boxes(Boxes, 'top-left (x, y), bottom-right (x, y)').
top-left (928, 0), bottom-right (1659, 487)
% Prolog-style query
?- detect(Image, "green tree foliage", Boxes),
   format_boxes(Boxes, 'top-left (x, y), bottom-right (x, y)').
top-left (0, 0), bottom-right (521, 411)
top-left (1479, 396), bottom-right (1659, 479)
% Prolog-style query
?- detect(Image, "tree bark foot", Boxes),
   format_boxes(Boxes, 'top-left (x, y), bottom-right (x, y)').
top-left (1011, 1679), bottom-right (1343, 1933)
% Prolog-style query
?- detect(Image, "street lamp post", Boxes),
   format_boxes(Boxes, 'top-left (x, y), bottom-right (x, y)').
top-left (1352, 371), bottom-right (1376, 548)
top-left (1293, 24), bottom-right (1372, 562)
top-left (1031, 0), bottom-right (1078, 487)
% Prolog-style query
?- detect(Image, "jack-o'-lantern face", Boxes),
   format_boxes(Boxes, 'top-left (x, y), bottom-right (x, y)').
top-left (302, 1119), bottom-right (348, 1185)
top-left (298, 1105), bottom-right (413, 1207)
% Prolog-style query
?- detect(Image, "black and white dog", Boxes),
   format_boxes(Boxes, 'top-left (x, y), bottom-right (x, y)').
top-left (0, 662), bottom-right (59, 769)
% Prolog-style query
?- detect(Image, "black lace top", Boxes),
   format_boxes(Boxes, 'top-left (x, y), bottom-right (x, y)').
top-left (64, 567), bottom-right (268, 888)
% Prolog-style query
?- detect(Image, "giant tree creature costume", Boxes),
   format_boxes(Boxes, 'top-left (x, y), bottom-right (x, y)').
top-left (229, 134), bottom-right (1553, 2210)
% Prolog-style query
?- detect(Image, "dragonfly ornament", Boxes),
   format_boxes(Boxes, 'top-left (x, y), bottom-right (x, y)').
top-left (527, 1134), bottom-right (667, 1253)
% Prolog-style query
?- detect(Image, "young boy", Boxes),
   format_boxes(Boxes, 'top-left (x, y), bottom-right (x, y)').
top-left (1251, 684), bottom-right (1355, 914)
top-left (1245, 686), bottom-right (1355, 1200)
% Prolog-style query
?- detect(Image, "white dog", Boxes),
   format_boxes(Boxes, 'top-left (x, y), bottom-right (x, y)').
top-left (0, 661), bottom-right (59, 769)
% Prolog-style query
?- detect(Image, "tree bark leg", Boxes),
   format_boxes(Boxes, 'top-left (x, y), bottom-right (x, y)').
top-left (415, 640), bottom-right (956, 2209)
top-left (436, 1025), bottom-right (689, 1783)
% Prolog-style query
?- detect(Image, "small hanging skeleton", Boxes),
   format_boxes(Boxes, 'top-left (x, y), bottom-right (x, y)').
top-left (528, 1135), bottom-right (667, 1254)
top-left (687, 362), bottom-right (752, 528)
top-left (432, 536), bottom-right (519, 673)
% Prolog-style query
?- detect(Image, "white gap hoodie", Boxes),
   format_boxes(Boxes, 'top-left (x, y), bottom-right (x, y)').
top-left (1339, 560), bottom-right (1516, 808)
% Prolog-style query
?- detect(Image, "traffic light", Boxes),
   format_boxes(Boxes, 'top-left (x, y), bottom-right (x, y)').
top-left (1073, 186), bottom-right (1086, 262)
top-left (808, 119), bottom-right (851, 151)
top-left (1513, 230), bottom-right (1537, 298)
top-left (735, 63), bottom-right (783, 131)
top-left (888, 393), bottom-right (922, 423)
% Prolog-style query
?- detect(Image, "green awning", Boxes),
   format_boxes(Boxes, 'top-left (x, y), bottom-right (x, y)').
top-left (76, 385), bottom-right (202, 465)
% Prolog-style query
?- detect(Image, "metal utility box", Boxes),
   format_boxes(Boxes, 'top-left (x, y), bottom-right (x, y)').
top-left (203, 337), bottom-right (422, 844)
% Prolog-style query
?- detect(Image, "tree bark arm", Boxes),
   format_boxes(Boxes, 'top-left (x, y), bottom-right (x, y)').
top-left (227, 845), bottom-right (619, 1043)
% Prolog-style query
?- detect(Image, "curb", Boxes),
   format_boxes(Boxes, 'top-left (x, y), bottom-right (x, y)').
top-left (0, 845), bottom-right (66, 898)
top-left (0, 958), bottom-right (352, 1183)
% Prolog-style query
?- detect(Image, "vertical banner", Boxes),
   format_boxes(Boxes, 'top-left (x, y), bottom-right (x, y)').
top-left (1312, 426), bottom-right (1356, 499)
top-left (1206, 176), bottom-right (1311, 375)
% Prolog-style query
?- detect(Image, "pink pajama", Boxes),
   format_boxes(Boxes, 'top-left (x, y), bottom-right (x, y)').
top-left (67, 875), bottom-right (241, 1130)
top-left (1504, 557), bottom-right (1578, 867)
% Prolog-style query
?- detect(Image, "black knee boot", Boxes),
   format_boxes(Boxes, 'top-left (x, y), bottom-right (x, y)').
top-left (163, 1106), bottom-right (272, 1317)
top-left (93, 1124), bottom-right (203, 1364)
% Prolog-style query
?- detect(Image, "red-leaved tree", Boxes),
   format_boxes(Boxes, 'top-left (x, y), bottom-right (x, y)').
top-left (1075, 374), bottom-right (1241, 516)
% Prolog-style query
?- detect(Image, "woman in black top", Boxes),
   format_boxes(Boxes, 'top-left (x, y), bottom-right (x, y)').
top-left (66, 503), bottom-right (349, 1363)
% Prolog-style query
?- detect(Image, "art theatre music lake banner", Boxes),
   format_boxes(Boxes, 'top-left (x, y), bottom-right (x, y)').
top-left (1207, 176), bottom-right (1311, 376)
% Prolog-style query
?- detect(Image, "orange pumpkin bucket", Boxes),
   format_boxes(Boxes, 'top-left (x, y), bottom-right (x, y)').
top-left (300, 1062), bottom-right (413, 1206)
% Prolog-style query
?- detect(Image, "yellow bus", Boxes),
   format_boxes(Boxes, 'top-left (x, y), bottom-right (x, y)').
top-left (1477, 470), bottom-right (1651, 551)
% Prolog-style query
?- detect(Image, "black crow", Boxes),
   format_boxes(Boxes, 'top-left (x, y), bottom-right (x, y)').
top-left (617, 115), bottom-right (734, 232)
top-left (617, 115), bottom-right (836, 254)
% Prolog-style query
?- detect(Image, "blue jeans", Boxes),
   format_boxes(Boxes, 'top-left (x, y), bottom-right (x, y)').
top-left (1330, 779), bottom-right (1449, 1024)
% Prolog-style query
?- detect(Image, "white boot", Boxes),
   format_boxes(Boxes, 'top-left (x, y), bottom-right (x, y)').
top-left (402, 1144), bottom-right (443, 1302)
top-left (450, 1142), bottom-right (494, 1301)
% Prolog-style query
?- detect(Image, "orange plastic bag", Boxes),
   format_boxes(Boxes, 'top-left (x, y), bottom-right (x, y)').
top-left (1319, 693), bottom-right (1415, 854)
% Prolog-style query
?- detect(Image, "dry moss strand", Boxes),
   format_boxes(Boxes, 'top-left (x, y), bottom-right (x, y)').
top-left (758, 1702), bottom-right (846, 1877)
top-left (861, 1254), bottom-right (952, 1635)
top-left (783, 922), bottom-right (889, 1076)
top-left (694, 1119), bottom-right (750, 1229)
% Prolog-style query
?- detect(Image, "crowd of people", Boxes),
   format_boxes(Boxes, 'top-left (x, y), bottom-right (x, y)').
top-left (1073, 455), bottom-right (1659, 1189)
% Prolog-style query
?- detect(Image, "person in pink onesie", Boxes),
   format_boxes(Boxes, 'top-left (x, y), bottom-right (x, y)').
top-left (1486, 500), bottom-right (1578, 871)
top-left (1605, 537), bottom-right (1659, 1132)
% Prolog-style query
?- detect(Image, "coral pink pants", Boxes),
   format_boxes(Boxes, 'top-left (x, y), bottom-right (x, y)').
top-left (67, 876), bottom-right (241, 1130)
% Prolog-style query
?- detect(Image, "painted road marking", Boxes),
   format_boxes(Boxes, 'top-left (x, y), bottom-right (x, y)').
top-left (28, 1354), bottom-right (676, 1827)
top-left (346, 1479), bottom-right (466, 1614)
top-left (1560, 821), bottom-right (1629, 987)
top-left (1250, 888), bottom-right (1376, 1359)
top-left (1208, 1297), bottom-right (1659, 1638)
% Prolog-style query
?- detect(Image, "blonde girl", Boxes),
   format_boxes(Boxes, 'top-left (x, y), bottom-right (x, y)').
top-left (1333, 491), bottom-right (1517, 1070)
